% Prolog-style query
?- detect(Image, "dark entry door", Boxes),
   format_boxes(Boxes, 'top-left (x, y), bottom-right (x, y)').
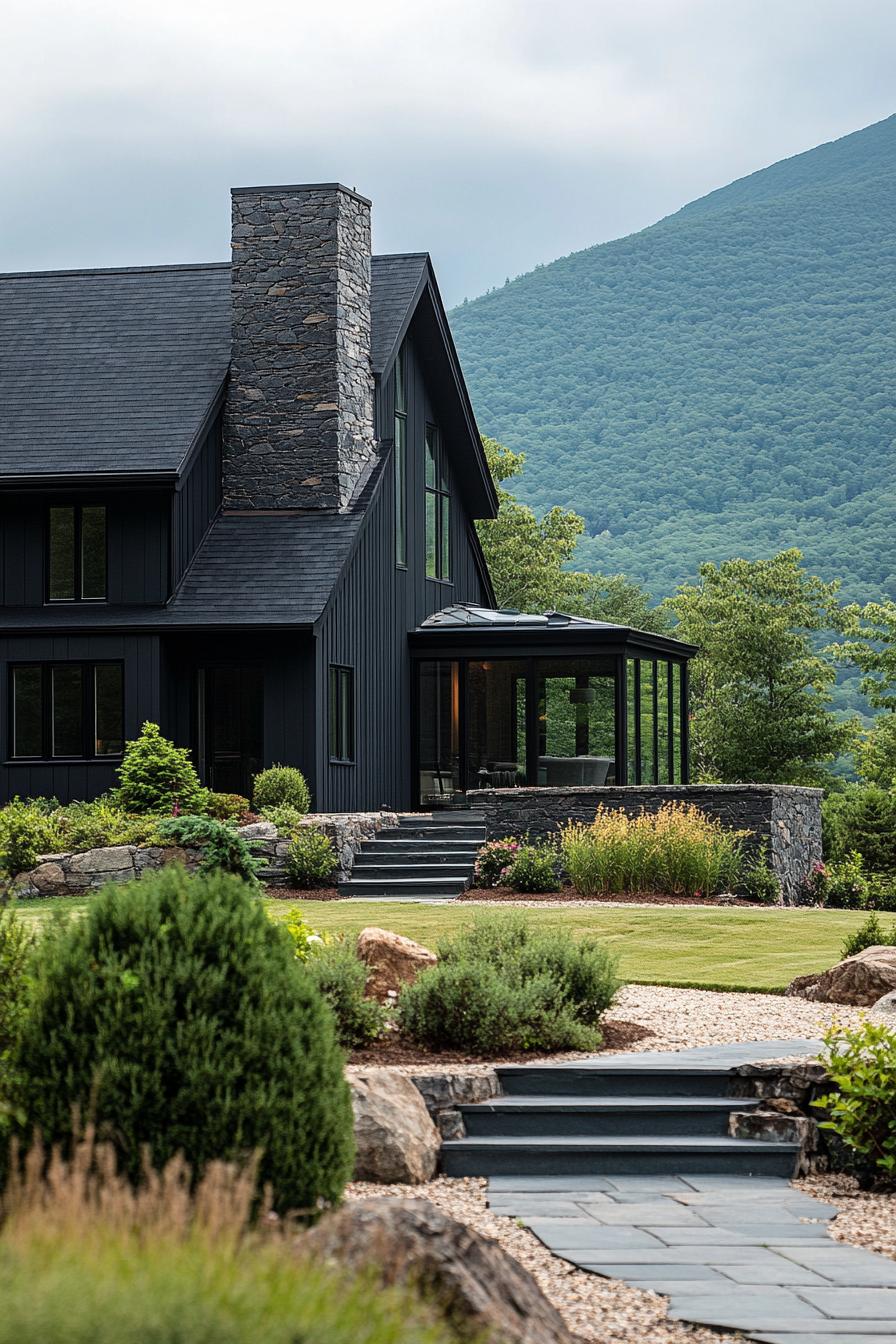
top-left (200, 666), bottom-right (264, 798)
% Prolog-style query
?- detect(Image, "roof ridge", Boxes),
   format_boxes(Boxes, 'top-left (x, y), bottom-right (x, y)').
top-left (0, 261), bottom-right (229, 282)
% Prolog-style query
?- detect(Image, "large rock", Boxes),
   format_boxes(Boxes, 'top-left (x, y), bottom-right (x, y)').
top-left (873, 988), bottom-right (896, 1017)
top-left (302, 1198), bottom-right (575, 1344)
top-left (356, 926), bottom-right (437, 1001)
top-left (350, 1069), bottom-right (440, 1183)
top-left (786, 945), bottom-right (896, 1006)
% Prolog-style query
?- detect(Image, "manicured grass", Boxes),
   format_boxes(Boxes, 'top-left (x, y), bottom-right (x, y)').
top-left (14, 895), bottom-right (876, 993)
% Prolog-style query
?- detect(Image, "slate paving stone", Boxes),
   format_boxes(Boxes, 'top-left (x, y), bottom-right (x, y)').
top-left (754, 1334), bottom-right (896, 1343)
top-left (773, 1247), bottom-right (896, 1286)
top-left (750, 1324), bottom-right (896, 1337)
top-left (583, 1263), bottom-right (729, 1281)
top-left (580, 1247), bottom-right (813, 1267)
top-left (796, 1287), bottom-right (896, 1318)
top-left (714, 1261), bottom-right (832, 1286)
top-left (527, 1221), bottom-right (667, 1251)
top-left (667, 1297), bottom-right (828, 1331)
top-left (576, 1203), bottom-right (708, 1226)
top-left (679, 1204), bottom-right (823, 1224)
top-left (488, 1175), bottom-right (617, 1191)
top-left (488, 1199), bottom-right (603, 1218)
top-left (647, 1223), bottom-right (830, 1246)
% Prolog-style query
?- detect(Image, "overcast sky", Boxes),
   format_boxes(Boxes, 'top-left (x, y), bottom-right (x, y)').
top-left (1, 0), bottom-right (894, 306)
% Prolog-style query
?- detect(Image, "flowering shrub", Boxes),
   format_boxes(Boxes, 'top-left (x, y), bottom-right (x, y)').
top-left (795, 860), bottom-right (830, 906)
top-left (561, 802), bottom-right (745, 899)
top-left (473, 838), bottom-right (522, 887)
top-left (503, 843), bottom-right (559, 894)
top-left (827, 852), bottom-right (870, 909)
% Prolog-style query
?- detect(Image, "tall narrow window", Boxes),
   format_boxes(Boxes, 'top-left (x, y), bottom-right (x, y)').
top-left (328, 665), bottom-right (355, 763)
top-left (425, 424), bottom-right (450, 581)
top-left (10, 662), bottom-right (123, 759)
top-left (394, 348), bottom-right (407, 567)
top-left (48, 504), bottom-right (107, 601)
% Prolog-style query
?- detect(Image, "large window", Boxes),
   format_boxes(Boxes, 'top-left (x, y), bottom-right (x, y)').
top-left (625, 657), bottom-right (684, 783)
top-left (394, 349), bottom-right (407, 567)
top-left (328, 665), bottom-right (355, 764)
top-left (48, 504), bottom-right (107, 602)
top-left (11, 662), bottom-right (123, 759)
top-left (425, 424), bottom-right (450, 581)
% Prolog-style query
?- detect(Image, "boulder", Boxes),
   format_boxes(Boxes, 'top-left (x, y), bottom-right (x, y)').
top-left (356, 926), bottom-right (437, 1001)
top-left (302, 1198), bottom-right (575, 1344)
top-left (873, 988), bottom-right (896, 1017)
top-left (350, 1069), bottom-right (440, 1183)
top-left (26, 860), bottom-right (68, 896)
top-left (786, 945), bottom-right (896, 1006)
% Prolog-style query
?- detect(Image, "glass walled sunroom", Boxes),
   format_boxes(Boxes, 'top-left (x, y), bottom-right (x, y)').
top-left (410, 605), bottom-right (696, 807)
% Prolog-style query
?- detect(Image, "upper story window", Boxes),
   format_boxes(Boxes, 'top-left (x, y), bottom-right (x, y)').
top-left (48, 504), bottom-right (107, 602)
top-left (394, 348), bottom-right (407, 568)
top-left (425, 424), bottom-right (451, 581)
top-left (10, 661), bottom-right (123, 760)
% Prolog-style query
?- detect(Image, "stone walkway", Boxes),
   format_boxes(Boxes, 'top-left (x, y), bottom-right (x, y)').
top-left (486, 1043), bottom-right (896, 1343)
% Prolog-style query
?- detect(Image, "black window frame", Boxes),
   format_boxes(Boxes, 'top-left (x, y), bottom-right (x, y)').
top-left (46, 503), bottom-right (108, 604)
top-left (328, 664), bottom-right (355, 765)
top-left (9, 660), bottom-right (124, 761)
top-left (394, 347), bottom-right (407, 569)
top-left (424, 423), bottom-right (451, 582)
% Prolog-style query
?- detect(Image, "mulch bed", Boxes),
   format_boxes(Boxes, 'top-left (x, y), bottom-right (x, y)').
top-left (347, 1019), bottom-right (654, 1067)
top-left (458, 886), bottom-right (756, 906)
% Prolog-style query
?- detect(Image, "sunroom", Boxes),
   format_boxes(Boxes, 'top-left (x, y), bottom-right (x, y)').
top-left (409, 605), bottom-right (696, 807)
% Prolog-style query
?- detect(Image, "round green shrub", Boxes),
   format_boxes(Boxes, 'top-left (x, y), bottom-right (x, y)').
top-left (286, 827), bottom-right (338, 888)
top-left (201, 791), bottom-right (250, 822)
top-left (260, 803), bottom-right (307, 837)
top-left (253, 765), bottom-right (311, 816)
top-left (299, 937), bottom-right (387, 1049)
top-left (398, 912), bottom-right (619, 1055)
top-left (13, 866), bottom-right (354, 1214)
top-left (114, 722), bottom-right (204, 815)
top-left (503, 843), bottom-right (559, 894)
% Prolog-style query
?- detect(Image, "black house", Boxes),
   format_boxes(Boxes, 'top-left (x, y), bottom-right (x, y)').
top-left (0, 183), bottom-right (693, 810)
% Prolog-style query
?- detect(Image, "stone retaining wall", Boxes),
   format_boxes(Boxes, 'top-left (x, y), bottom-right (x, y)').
top-left (467, 784), bottom-right (823, 904)
top-left (12, 810), bottom-right (398, 899)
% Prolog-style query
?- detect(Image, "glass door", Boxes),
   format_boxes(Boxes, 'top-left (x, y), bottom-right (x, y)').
top-left (417, 660), bottom-right (461, 805)
top-left (198, 666), bottom-right (264, 798)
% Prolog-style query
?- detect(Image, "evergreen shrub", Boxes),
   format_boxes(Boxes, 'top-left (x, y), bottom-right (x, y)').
top-left (13, 866), bottom-right (354, 1213)
top-left (286, 828), bottom-right (338, 888)
top-left (299, 936), bottom-right (387, 1049)
top-left (398, 912), bottom-right (619, 1055)
top-left (252, 765), bottom-right (311, 816)
top-left (156, 815), bottom-right (262, 886)
top-left (113, 722), bottom-right (204, 815)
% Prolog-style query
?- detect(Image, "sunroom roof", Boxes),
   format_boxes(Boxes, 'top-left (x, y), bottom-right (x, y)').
top-left (420, 603), bottom-right (621, 631)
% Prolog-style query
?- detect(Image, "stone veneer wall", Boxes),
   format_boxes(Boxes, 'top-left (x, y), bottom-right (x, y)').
top-left (467, 785), bottom-right (823, 904)
top-left (12, 811), bottom-right (398, 899)
top-left (224, 183), bottom-right (376, 511)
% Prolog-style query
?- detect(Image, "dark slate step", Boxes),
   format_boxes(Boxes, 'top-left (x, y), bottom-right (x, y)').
top-left (391, 826), bottom-right (486, 842)
top-left (460, 1095), bottom-right (762, 1139)
top-left (400, 811), bottom-right (485, 825)
top-left (440, 1136), bottom-right (800, 1179)
top-left (338, 876), bottom-right (469, 898)
top-left (497, 1066), bottom-right (739, 1099)
top-left (349, 862), bottom-right (474, 879)
top-left (353, 854), bottom-right (477, 872)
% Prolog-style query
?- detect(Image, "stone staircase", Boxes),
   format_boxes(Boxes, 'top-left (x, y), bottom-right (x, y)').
top-left (441, 1057), bottom-right (802, 1178)
top-left (337, 811), bottom-right (485, 900)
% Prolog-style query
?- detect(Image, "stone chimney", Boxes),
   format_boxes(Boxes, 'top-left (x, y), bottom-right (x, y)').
top-left (223, 183), bottom-right (376, 510)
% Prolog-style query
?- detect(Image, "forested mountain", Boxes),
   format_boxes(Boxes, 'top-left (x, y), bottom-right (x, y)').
top-left (450, 115), bottom-right (896, 610)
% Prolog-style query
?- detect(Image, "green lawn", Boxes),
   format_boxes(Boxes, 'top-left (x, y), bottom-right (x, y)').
top-left (13, 895), bottom-right (872, 993)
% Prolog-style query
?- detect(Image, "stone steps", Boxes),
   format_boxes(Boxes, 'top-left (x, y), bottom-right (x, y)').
top-left (339, 811), bottom-right (482, 900)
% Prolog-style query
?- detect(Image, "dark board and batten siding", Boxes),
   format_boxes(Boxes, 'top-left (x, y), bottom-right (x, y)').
top-left (173, 417), bottom-right (222, 589)
top-left (0, 633), bottom-right (161, 802)
top-left (315, 334), bottom-right (490, 812)
top-left (1, 492), bottom-right (170, 608)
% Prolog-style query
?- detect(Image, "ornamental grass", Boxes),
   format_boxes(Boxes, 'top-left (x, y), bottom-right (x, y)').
top-left (560, 802), bottom-right (746, 899)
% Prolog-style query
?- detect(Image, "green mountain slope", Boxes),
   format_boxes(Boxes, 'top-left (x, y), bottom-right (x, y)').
top-left (450, 116), bottom-right (896, 607)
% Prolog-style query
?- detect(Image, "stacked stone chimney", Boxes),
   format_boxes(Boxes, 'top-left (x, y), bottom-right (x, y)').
top-left (223, 183), bottom-right (376, 510)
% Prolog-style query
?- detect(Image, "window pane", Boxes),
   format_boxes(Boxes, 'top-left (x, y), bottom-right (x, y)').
top-left (671, 662), bottom-right (683, 783)
top-left (328, 667), bottom-right (338, 759)
top-left (425, 426), bottom-right (437, 489)
top-left (52, 665), bottom-right (83, 757)
top-left (418, 660), bottom-right (460, 803)
top-left (94, 664), bottom-right (123, 755)
top-left (536, 657), bottom-right (616, 786)
top-left (341, 669), bottom-right (354, 761)
top-left (440, 494), bottom-right (451, 580)
top-left (12, 667), bottom-right (43, 757)
top-left (394, 346), bottom-right (406, 412)
top-left (394, 415), bottom-right (407, 566)
top-left (425, 491), bottom-right (437, 578)
top-left (657, 662), bottom-right (670, 784)
top-left (48, 506), bottom-right (75, 600)
top-left (466, 659), bottom-right (528, 790)
top-left (81, 505), bottom-right (106, 599)
top-left (639, 659), bottom-right (655, 784)
top-left (626, 658), bottom-right (638, 783)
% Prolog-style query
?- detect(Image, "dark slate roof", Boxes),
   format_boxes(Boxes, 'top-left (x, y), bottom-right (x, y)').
top-left (0, 253), bottom-right (428, 480)
top-left (370, 253), bottom-right (429, 374)
top-left (0, 264), bottom-right (231, 479)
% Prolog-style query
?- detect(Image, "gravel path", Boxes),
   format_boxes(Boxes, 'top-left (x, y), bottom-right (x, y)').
top-left (347, 1176), bottom-right (744, 1344)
